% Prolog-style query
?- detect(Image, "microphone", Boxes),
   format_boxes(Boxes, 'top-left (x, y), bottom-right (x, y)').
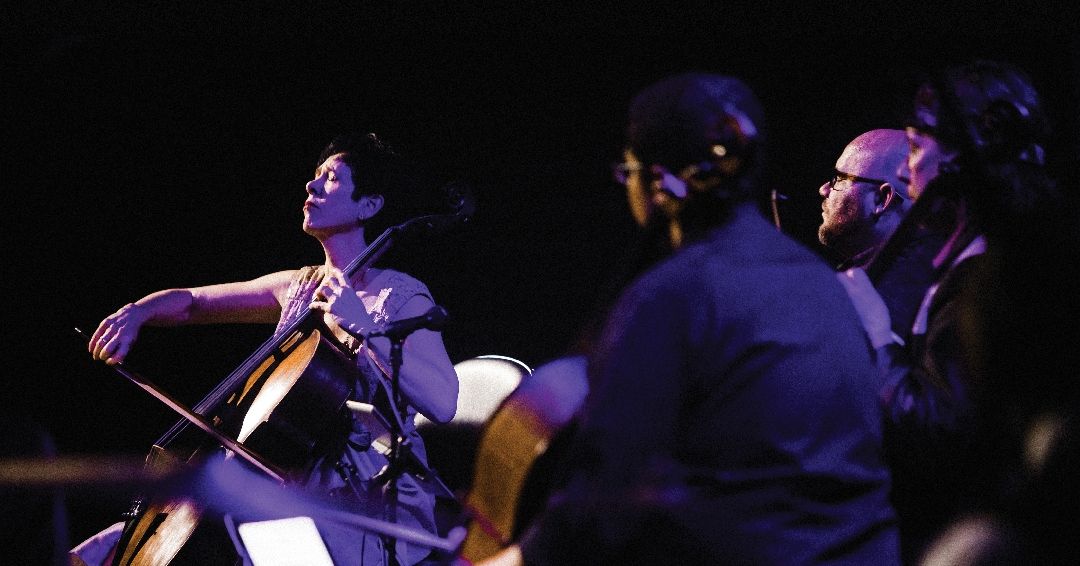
top-left (366, 306), bottom-right (449, 340)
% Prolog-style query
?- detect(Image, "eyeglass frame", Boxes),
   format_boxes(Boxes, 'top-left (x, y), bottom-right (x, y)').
top-left (611, 143), bottom-right (737, 186)
top-left (611, 160), bottom-right (720, 186)
top-left (827, 169), bottom-right (902, 200)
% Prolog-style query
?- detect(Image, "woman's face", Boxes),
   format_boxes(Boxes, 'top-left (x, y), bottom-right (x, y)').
top-left (303, 153), bottom-right (367, 237)
top-left (899, 127), bottom-right (957, 201)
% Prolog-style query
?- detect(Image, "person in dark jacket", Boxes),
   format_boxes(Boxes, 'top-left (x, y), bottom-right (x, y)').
top-left (481, 72), bottom-right (900, 566)
top-left (838, 59), bottom-right (1065, 564)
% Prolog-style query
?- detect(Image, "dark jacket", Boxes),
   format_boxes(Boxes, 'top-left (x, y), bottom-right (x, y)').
top-left (521, 204), bottom-right (899, 565)
top-left (877, 233), bottom-right (990, 564)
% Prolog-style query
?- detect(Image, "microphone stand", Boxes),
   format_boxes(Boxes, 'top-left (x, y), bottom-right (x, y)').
top-left (380, 335), bottom-right (406, 566)
top-left (367, 326), bottom-right (455, 566)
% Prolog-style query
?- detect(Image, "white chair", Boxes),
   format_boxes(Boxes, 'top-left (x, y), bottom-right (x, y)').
top-left (416, 355), bottom-right (532, 430)
top-left (412, 355), bottom-right (531, 498)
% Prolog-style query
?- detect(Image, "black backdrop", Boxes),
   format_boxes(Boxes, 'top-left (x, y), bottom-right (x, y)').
top-left (5, 1), bottom-right (1079, 548)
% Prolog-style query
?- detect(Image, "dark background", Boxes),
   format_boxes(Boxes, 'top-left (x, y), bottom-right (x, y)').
top-left (5, 1), bottom-right (1079, 551)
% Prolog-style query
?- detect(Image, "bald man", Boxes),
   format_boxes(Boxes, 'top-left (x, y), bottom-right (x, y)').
top-left (818, 129), bottom-right (911, 269)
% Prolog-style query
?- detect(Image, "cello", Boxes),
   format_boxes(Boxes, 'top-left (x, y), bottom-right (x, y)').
top-left (92, 205), bottom-right (469, 565)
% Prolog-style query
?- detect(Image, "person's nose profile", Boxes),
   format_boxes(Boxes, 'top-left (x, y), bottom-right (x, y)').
top-left (895, 160), bottom-right (911, 185)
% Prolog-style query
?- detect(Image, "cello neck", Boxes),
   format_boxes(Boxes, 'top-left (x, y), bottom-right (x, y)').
top-left (865, 181), bottom-right (957, 284)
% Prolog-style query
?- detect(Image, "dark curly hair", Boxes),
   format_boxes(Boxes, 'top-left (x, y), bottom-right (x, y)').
top-left (317, 132), bottom-right (434, 236)
top-left (911, 60), bottom-right (1061, 239)
top-left (911, 59), bottom-right (1049, 167)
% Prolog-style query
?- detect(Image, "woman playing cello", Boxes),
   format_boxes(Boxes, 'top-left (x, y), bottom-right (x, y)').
top-left (84, 132), bottom-right (458, 565)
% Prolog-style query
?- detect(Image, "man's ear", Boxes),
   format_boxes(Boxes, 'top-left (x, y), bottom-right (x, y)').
top-left (873, 183), bottom-right (897, 215)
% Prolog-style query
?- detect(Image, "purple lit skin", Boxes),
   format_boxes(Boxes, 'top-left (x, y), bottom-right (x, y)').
top-left (899, 128), bottom-right (957, 201)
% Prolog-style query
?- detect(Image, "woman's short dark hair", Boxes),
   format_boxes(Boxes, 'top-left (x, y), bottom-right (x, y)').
top-left (318, 132), bottom-right (434, 236)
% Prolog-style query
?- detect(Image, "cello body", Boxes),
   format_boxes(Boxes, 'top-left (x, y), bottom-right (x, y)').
top-left (459, 355), bottom-right (589, 563)
top-left (112, 325), bottom-right (357, 566)
top-left (100, 212), bottom-right (471, 564)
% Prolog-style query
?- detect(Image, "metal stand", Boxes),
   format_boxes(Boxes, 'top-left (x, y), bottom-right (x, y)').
top-left (362, 305), bottom-right (456, 564)
top-left (377, 337), bottom-right (407, 566)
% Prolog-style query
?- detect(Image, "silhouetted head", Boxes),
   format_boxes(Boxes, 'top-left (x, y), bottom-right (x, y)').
top-left (617, 73), bottom-right (766, 245)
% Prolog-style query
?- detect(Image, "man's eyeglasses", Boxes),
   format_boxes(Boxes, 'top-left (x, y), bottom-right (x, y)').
top-left (611, 160), bottom-right (716, 186)
top-left (612, 144), bottom-right (733, 187)
top-left (828, 170), bottom-right (889, 192)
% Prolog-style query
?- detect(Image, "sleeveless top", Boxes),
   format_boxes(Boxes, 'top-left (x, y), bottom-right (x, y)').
top-left (273, 265), bottom-right (439, 566)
